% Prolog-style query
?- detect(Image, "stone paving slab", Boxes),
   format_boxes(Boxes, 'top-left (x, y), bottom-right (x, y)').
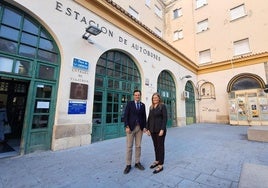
top-left (0, 123), bottom-right (268, 188)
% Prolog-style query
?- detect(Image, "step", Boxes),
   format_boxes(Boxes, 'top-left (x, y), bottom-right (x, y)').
top-left (247, 126), bottom-right (268, 142)
top-left (239, 163), bottom-right (268, 188)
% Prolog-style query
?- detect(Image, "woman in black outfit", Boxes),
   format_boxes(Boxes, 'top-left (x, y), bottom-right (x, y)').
top-left (146, 92), bottom-right (167, 174)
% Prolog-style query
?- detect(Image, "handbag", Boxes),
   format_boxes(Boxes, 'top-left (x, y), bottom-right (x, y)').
top-left (4, 123), bottom-right (11, 134)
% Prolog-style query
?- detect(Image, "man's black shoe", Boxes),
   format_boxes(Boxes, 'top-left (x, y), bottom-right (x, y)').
top-left (135, 163), bottom-right (145, 170)
top-left (124, 165), bottom-right (131, 174)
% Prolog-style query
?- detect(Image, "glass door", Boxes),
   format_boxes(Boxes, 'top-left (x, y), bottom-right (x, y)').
top-left (25, 82), bottom-right (56, 153)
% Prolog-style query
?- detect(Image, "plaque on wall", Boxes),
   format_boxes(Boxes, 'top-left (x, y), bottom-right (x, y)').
top-left (70, 82), bottom-right (88, 100)
top-left (68, 100), bottom-right (87, 114)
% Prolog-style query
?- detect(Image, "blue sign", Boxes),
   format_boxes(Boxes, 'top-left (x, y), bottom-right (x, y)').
top-left (73, 58), bottom-right (89, 70)
top-left (68, 101), bottom-right (87, 114)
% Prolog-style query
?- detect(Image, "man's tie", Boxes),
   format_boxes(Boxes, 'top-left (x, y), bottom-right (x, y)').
top-left (137, 102), bottom-right (140, 110)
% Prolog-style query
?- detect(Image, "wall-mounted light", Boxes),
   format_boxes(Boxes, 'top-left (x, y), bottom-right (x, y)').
top-left (180, 75), bottom-right (192, 80)
top-left (82, 25), bottom-right (102, 44)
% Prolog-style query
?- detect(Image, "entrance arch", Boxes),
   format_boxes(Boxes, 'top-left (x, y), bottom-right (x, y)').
top-left (157, 70), bottom-right (176, 127)
top-left (0, 2), bottom-right (60, 154)
top-left (92, 50), bottom-right (141, 142)
top-left (227, 73), bottom-right (267, 125)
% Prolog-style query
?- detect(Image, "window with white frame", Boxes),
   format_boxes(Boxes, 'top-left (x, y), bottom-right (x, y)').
top-left (154, 5), bottom-right (162, 18)
top-left (230, 4), bottom-right (246, 21)
top-left (233, 38), bottom-right (250, 56)
top-left (197, 19), bottom-right (208, 33)
top-left (173, 30), bottom-right (183, 40)
top-left (145, 0), bottom-right (150, 7)
top-left (196, 0), bottom-right (207, 9)
top-left (129, 6), bottom-right (139, 20)
top-left (173, 8), bottom-right (182, 19)
top-left (155, 27), bottom-right (162, 37)
top-left (199, 49), bottom-right (211, 64)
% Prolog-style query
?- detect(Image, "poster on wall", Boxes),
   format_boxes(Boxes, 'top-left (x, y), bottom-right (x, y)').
top-left (68, 100), bottom-right (87, 114)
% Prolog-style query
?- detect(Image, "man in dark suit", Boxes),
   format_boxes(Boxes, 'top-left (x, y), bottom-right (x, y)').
top-left (123, 89), bottom-right (146, 174)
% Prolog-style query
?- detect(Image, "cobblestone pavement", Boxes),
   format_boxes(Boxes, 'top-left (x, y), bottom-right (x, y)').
top-left (1, 123), bottom-right (268, 188)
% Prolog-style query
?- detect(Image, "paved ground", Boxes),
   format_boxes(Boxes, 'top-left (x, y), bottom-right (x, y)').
top-left (0, 123), bottom-right (268, 188)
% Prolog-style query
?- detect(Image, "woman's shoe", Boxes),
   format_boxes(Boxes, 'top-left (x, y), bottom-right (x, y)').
top-left (153, 165), bottom-right (163, 174)
top-left (150, 162), bottom-right (159, 169)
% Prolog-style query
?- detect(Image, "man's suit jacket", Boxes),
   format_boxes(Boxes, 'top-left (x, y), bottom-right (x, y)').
top-left (124, 101), bottom-right (146, 131)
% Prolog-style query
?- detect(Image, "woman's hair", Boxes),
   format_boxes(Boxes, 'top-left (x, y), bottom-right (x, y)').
top-left (150, 92), bottom-right (163, 109)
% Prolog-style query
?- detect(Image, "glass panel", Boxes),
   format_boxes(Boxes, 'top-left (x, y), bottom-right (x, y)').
top-left (38, 49), bottom-right (57, 63)
top-left (14, 83), bottom-right (27, 93)
top-left (39, 38), bottom-right (54, 51)
top-left (40, 29), bottom-right (50, 39)
top-left (35, 100), bottom-right (50, 113)
top-left (36, 85), bottom-right (52, 98)
top-left (14, 60), bottom-right (30, 75)
top-left (96, 66), bottom-right (105, 75)
top-left (107, 93), bottom-right (113, 102)
top-left (0, 38), bottom-right (17, 53)
top-left (93, 103), bottom-right (102, 113)
top-left (0, 81), bottom-right (8, 91)
top-left (19, 44), bottom-right (36, 58)
top-left (2, 7), bottom-right (22, 28)
top-left (94, 91), bottom-right (103, 101)
top-left (0, 56), bottom-right (13, 72)
top-left (95, 77), bottom-right (103, 87)
top-left (107, 103), bottom-right (112, 112)
top-left (106, 114), bottom-right (112, 123)
top-left (108, 80), bottom-right (113, 88)
top-left (23, 18), bottom-right (39, 34)
top-left (0, 25), bottom-right (19, 41)
top-left (232, 77), bottom-right (261, 91)
top-left (38, 65), bottom-right (55, 80)
top-left (32, 115), bottom-right (49, 129)
top-left (93, 114), bottom-right (102, 124)
top-left (21, 32), bottom-right (38, 46)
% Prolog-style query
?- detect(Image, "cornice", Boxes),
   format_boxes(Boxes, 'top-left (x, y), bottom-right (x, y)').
top-left (75, 0), bottom-right (198, 73)
top-left (198, 52), bottom-right (268, 75)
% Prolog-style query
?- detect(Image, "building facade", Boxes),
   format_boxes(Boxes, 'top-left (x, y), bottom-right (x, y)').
top-left (0, 0), bottom-right (197, 155)
top-left (0, 0), bottom-right (267, 157)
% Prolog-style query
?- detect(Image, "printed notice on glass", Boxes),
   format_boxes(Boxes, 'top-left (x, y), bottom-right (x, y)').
top-left (37, 101), bottom-right (50, 109)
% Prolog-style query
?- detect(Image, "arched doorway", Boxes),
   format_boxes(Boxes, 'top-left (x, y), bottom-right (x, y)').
top-left (0, 2), bottom-right (60, 155)
top-left (157, 70), bottom-right (176, 127)
top-left (227, 73), bottom-right (267, 125)
top-left (92, 50), bottom-right (141, 142)
top-left (185, 81), bottom-right (196, 124)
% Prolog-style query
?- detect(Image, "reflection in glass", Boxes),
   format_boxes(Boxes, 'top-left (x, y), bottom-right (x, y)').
top-left (21, 32), bottom-right (38, 46)
top-left (38, 49), bottom-right (57, 63)
top-left (39, 38), bottom-right (54, 51)
top-left (36, 85), bottom-right (52, 98)
top-left (14, 60), bottom-right (30, 75)
top-left (0, 56), bottom-right (13, 72)
top-left (19, 44), bottom-right (36, 58)
top-left (232, 77), bottom-right (261, 91)
top-left (32, 115), bottom-right (48, 129)
top-left (23, 18), bottom-right (38, 34)
top-left (2, 7), bottom-right (22, 28)
top-left (0, 38), bottom-right (17, 53)
top-left (0, 25), bottom-right (19, 41)
top-left (39, 65), bottom-right (55, 80)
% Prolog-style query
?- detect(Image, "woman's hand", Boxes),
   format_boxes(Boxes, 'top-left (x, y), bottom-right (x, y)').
top-left (146, 130), bottom-right (151, 136)
top-left (159, 130), bottom-right (164, 136)
top-left (125, 127), bottom-right (131, 134)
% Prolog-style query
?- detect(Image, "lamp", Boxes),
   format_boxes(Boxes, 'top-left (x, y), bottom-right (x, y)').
top-left (82, 25), bottom-right (102, 44)
top-left (180, 75), bottom-right (192, 80)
